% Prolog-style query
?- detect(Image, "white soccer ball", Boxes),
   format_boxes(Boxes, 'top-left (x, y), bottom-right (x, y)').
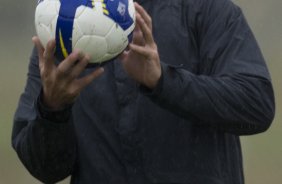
top-left (35, 0), bottom-right (136, 65)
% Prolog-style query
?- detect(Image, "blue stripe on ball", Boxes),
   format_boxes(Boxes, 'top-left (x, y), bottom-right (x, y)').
top-left (55, 0), bottom-right (91, 61)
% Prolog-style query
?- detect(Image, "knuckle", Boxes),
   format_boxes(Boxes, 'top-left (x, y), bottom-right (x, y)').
top-left (81, 58), bottom-right (89, 67)
top-left (151, 50), bottom-right (158, 59)
top-left (56, 66), bottom-right (63, 74)
top-left (40, 67), bottom-right (48, 78)
top-left (43, 52), bottom-right (48, 60)
top-left (40, 70), bottom-right (46, 79)
top-left (43, 53), bottom-right (51, 62)
top-left (46, 43), bottom-right (51, 50)
top-left (44, 78), bottom-right (52, 87)
top-left (144, 25), bottom-right (151, 32)
top-left (82, 76), bottom-right (93, 86)
top-left (46, 40), bottom-right (55, 50)
top-left (78, 58), bottom-right (88, 67)
top-left (148, 17), bottom-right (152, 24)
top-left (69, 72), bottom-right (77, 80)
top-left (47, 40), bottom-right (52, 47)
top-left (70, 51), bottom-right (80, 60)
top-left (56, 66), bottom-right (66, 77)
top-left (68, 91), bottom-right (75, 98)
top-left (153, 43), bottom-right (158, 49)
top-left (56, 68), bottom-right (65, 79)
top-left (39, 60), bottom-right (44, 69)
top-left (69, 53), bottom-right (76, 60)
top-left (42, 78), bottom-right (53, 91)
top-left (68, 87), bottom-right (79, 98)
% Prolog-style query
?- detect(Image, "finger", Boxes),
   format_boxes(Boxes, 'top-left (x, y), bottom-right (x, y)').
top-left (75, 67), bottom-right (104, 89)
top-left (32, 36), bottom-right (44, 66)
top-left (57, 50), bottom-right (84, 76)
top-left (132, 23), bottom-right (145, 46)
top-left (70, 54), bottom-right (90, 79)
top-left (118, 50), bottom-right (129, 61)
top-left (136, 13), bottom-right (154, 45)
top-left (134, 2), bottom-right (152, 29)
top-left (43, 39), bottom-right (56, 71)
top-left (129, 43), bottom-right (151, 57)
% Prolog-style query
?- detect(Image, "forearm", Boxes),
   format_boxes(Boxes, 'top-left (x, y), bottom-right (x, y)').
top-left (12, 99), bottom-right (76, 183)
top-left (144, 63), bottom-right (275, 135)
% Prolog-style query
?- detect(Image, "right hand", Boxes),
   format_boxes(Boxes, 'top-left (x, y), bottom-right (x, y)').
top-left (32, 36), bottom-right (104, 110)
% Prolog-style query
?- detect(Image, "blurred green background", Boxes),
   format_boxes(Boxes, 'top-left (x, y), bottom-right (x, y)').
top-left (0, 0), bottom-right (281, 183)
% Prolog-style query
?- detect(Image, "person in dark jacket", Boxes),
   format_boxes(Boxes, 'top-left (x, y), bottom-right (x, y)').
top-left (12, 0), bottom-right (275, 183)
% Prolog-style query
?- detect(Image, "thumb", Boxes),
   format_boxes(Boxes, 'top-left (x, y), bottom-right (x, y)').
top-left (32, 36), bottom-right (44, 61)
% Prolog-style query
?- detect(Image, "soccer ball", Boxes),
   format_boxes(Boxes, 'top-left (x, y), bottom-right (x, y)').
top-left (35, 0), bottom-right (136, 65)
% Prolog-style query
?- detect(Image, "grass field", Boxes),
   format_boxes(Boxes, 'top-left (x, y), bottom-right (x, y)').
top-left (0, 1), bottom-right (281, 183)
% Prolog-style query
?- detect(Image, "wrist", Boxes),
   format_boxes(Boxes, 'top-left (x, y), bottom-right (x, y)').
top-left (37, 89), bottom-right (73, 123)
top-left (42, 88), bottom-right (65, 111)
top-left (145, 67), bottom-right (162, 89)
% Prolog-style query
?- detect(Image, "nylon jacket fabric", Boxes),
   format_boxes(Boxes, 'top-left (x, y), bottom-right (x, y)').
top-left (12, 0), bottom-right (275, 183)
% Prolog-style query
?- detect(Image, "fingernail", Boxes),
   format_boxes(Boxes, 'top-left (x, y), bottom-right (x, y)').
top-left (72, 49), bottom-right (81, 58)
top-left (32, 36), bottom-right (37, 43)
top-left (99, 67), bottom-right (105, 73)
top-left (85, 54), bottom-right (91, 61)
top-left (51, 39), bottom-right (56, 45)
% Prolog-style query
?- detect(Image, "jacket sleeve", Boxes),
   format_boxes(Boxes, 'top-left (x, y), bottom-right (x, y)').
top-left (144, 0), bottom-right (275, 135)
top-left (12, 47), bottom-right (77, 183)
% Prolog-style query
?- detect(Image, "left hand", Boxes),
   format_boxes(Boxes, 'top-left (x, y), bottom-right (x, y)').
top-left (119, 2), bottom-right (161, 89)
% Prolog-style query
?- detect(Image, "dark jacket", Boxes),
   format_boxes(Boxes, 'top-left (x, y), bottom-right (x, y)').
top-left (12, 0), bottom-right (275, 183)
